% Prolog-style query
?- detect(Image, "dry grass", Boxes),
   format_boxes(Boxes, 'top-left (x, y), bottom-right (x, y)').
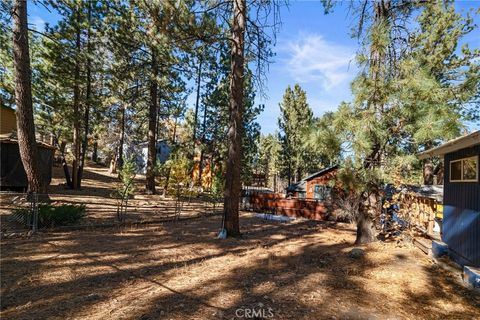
top-left (1, 213), bottom-right (479, 319)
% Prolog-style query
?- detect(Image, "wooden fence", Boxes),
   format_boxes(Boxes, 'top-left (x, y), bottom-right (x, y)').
top-left (246, 189), bottom-right (442, 233)
top-left (244, 192), bottom-right (329, 220)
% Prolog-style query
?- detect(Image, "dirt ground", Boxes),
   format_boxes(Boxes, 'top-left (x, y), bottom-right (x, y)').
top-left (1, 163), bottom-right (221, 231)
top-left (1, 213), bottom-right (479, 320)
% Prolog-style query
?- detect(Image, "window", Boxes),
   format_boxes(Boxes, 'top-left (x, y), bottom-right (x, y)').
top-left (450, 160), bottom-right (462, 181)
top-left (450, 156), bottom-right (478, 182)
top-left (314, 185), bottom-right (331, 201)
top-left (463, 157), bottom-right (478, 180)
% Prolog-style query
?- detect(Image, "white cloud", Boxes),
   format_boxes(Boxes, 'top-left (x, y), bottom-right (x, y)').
top-left (308, 97), bottom-right (340, 114)
top-left (281, 33), bottom-right (356, 90)
top-left (30, 16), bottom-right (46, 31)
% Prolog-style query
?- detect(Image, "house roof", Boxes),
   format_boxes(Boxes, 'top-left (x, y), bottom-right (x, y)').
top-left (302, 165), bottom-right (338, 181)
top-left (286, 180), bottom-right (306, 193)
top-left (418, 131), bottom-right (480, 160)
top-left (285, 165), bottom-right (338, 192)
top-left (0, 137), bottom-right (56, 150)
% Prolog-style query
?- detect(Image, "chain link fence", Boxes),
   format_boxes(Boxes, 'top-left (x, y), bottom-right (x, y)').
top-left (0, 191), bottom-right (224, 235)
top-left (1, 192), bottom-right (36, 232)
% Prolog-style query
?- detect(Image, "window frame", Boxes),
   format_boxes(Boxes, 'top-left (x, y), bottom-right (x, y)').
top-left (313, 185), bottom-right (321, 200)
top-left (449, 155), bottom-right (479, 183)
top-left (313, 184), bottom-right (331, 201)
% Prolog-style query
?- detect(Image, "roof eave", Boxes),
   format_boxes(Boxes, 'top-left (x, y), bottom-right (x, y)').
top-left (417, 131), bottom-right (480, 160)
top-left (303, 165), bottom-right (338, 181)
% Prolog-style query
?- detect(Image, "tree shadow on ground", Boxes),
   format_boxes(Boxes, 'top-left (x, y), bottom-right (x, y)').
top-left (401, 260), bottom-right (480, 317)
top-left (1, 214), bottom-right (479, 319)
top-left (1, 216), bottom-right (323, 316)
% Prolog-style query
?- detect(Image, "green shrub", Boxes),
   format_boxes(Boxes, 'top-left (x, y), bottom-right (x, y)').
top-left (117, 157), bottom-right (136, 199)
top-left (13, 204), bottom-right (86, 228)
top-left (211, 170), bottom-right (225, 199)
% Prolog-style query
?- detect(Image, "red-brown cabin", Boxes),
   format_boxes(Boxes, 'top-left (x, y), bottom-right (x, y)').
top-left (286, 165), bottom-right (338, 200)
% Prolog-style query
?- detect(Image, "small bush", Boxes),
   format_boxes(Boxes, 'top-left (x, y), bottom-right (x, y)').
top-left (117, 158), bottom-right (136, 197)
top-left (13, 204), bottom-right (86, 228)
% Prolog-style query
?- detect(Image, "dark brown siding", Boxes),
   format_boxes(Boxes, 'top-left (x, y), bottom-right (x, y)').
top-left (0, 141), bottom-right (54, 188)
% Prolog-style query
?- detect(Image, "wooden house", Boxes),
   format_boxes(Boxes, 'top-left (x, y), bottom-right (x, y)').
top-left (418, 131), bottom-right (479, 268)
top-left (286, 165), bottom-right (337, 200)
top-left (0, 106), bottom-right (55, 190)
top-left (137, 140), bottom-right (170, 174)
top-left (191, 153), bottom-right (213, 190)
top-left (0, 138), bottom-right (55, 190)
top-left (1, 106), bottom-right (17, 135)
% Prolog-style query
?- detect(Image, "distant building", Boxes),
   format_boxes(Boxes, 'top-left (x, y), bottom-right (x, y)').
top-left (129, 140), bottom-right (170, 174)
top-left (418, 131), bottom-right (479, 267)
top-left (286, 165), bottom-right (338, 200)
top-left (191, 154), bottom-right (213, 190)
top-left (0, 106), bottom-right (55, 190)
top-left (0, 106), bottom-right (16, 135)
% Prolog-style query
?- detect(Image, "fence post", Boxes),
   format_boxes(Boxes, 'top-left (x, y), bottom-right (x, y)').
top-left (31, 192), bottom-right (38, 232)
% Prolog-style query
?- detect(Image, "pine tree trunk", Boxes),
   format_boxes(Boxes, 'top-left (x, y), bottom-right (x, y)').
top-left (287, 159), bottom-right (292, 186)
top-left (54, 138), bottom-right (72, 188)
top-left (198, 149), bottom-right (204, 186)
top-left (163, 168), bottom-right (171, 195)
top-left (191, 58), bottom-right (203, 179)
top-left (198, 92), bottom-right (208, 187)
top-left (355, 210), bottom-right (376, 244)
top-left (223, 0), bottom-right (246, 237)
top-left (192, 59), bottom-right (202, 144)
top-left (353, 0), bottom-right (389, 243)
top-left (71, 8), bottom-right (81, 190)
top-left (61, 157), bottom-right (72, 188)
top-left (77, 1), bottom-right (92, 189)
top-left (12, 0), bottom-right (45, 193)
top-left (423, 159), bottom-right (434, 185)
top-left (77, 75), bottom-right (90, 188)
top-left (355, 192), bottom-right (379, 244)
top-left (146, 50), bottom-right (158, 194)
top-left (156, 96), bottom-right (161, 139)
top-left (172, 116), bottom-right (178, 143)
top-left (91, 140), bottom-right (98, 162)
top-left (423, 142), bottom-right (434, 185)
top-left (59, 140), bottom-right (66, 155)
top-left (117, 104), bottom-right (126, 171)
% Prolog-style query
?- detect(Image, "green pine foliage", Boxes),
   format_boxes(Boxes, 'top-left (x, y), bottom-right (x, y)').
top-left (117, 157), bottom-right (136, 198)
top-left (278, 84), bottom-right (314, 183)
top-left (332, 0), bottom-right (479, 186)
top-left (291, 0), bottom-right (480, 243)
top-left (0, 4), bottom-right (14, 108)
top-left (257, 133), bottom-right (282, 190)
top-left (198, 46), bottom-right (264, 185)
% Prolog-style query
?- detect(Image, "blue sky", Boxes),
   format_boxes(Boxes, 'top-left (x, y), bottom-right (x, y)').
top-left (28, 1), bottom-right (480, 134)
top-left (255, 0), bottom-right (480, 134)
top-left (255, 1), bottom-right (359, 134)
